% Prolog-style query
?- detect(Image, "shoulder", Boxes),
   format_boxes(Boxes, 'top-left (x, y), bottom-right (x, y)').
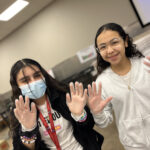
top-left (130, 57), bottom-right (144, 70)
top-left (131, 57), bottom-right (144, 64)
top-left (96, 67), bottom-right (111, 84)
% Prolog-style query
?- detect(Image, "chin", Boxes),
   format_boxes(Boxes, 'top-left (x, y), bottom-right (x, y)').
top-left (110, 59), bottom-right (121, 66)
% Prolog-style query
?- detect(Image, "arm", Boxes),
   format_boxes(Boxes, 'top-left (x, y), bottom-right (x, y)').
top-left (12, 126), bottom-right (36, 150)
top-left (87, 82), bottom-right (113, 128)
top-left (13, 95), bottom-right (37, 150)
top-left (93, 102), bottom-right (113, 128)
top-left (12, 126), bottom-right (49, 150)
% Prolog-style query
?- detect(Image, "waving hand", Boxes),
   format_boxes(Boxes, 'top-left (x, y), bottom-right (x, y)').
top-left (87, 82), bottom-right (112, 114)
top-left (14, 95), bottom-right (37, 130)
top-left (66, 82), bottom-right (87, 116)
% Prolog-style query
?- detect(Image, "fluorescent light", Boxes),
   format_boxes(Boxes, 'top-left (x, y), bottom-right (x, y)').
top-left (0, 0), bottom-right (29, 21)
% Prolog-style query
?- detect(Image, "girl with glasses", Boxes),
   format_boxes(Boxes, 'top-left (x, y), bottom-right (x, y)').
top-left (87, 23), bottom-right (150, 150)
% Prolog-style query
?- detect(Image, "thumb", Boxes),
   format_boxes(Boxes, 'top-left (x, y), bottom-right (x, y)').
top-left (102, 96), bottom-right (112, 108)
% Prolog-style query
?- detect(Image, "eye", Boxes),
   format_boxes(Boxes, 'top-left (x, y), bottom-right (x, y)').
top-left (20, 77), bottom-right (29, 83)
top-left (34, 73), bottom-right (42, 78)
top-left (99, 45), bottom-right (106, 51)
top-left (112, 40), bottom-right (119, 45)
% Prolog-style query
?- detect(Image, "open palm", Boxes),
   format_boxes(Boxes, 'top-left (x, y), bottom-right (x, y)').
top-left (14, 95), bottom-right (37, 129)
top-left (87, 82), bottom-right (112, 114)
top-left (66, 82), bottom-right (87, 116)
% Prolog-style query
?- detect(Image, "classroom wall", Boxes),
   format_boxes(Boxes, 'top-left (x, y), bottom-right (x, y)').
top-left (0, 0), bottom-right (137, 94)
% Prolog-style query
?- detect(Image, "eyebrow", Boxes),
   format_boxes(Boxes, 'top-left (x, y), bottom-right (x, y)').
top-left (18, 70), bottom-right (41, 81)
top-left (33, 71), bottom-right (41, 76)
top-left (98, 38), bottom-right (119, 46)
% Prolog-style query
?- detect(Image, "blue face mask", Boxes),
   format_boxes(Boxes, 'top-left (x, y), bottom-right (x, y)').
top-left (19, 79), bottom-right (47, 99)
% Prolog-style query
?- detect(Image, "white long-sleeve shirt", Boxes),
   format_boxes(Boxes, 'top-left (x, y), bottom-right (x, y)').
top-left (94, 57), bottom-right (150, 150)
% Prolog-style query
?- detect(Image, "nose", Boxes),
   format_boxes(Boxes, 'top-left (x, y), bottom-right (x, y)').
top-left (29, 77), bottom-right (36, 83)
top-left (107, 45), bottom-right (114, 54)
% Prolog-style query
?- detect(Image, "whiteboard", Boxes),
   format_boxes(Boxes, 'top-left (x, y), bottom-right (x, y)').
top-left (130, 0), bottom-right (150, 27)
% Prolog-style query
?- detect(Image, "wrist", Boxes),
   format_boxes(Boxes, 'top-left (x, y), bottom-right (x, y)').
top-left (92, 110), bottom-right (104, 116)
top-left (21, 123), bottom-right (37, 132)
top-left (71, 110), bottom-right (87, 122)
top-left (72, 110), bottom-right (84, 116)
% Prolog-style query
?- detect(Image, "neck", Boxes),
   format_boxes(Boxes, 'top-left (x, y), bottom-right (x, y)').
top-left (33, 94), bottom-right (47, 106)
top-left (111, 57), bottom-right (131, 76)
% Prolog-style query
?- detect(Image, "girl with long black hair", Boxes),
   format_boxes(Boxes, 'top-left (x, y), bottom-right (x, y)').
top-left (9, 58), bottom-right (103, 150)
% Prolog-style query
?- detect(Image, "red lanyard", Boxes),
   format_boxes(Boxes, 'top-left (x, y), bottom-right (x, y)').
top-left (39, 98), bottom-right (61, 150)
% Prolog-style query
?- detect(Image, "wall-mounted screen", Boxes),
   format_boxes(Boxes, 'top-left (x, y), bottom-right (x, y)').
top-left (130, 0), bottom-right (150, 27)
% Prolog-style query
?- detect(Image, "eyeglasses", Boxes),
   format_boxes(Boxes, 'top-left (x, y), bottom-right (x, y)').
top-left (96, 38), bottom-right (122, 53)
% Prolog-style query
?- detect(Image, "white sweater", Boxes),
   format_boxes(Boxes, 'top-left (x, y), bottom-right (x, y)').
top-left (94, 57), bottom-right (150, 150)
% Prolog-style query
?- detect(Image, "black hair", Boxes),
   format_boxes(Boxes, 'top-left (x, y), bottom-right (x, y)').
top-left (95, 23), bottom-right (144, 74)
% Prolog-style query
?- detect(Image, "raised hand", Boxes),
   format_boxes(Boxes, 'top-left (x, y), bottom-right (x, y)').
top-left (66, 82), bottom-right (87, 116)
top-left (87, 82), bottom-right (112, 115)
top-left (14, 95), bottom-right (37, 130)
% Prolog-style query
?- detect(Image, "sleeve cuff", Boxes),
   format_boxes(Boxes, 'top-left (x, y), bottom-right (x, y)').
top-left (21, 123), bottom-right (37, 132)
top-left (93, 110), bottom-right (106, 121)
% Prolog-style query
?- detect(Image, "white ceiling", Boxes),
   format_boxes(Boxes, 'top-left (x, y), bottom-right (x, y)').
top-left (0, 0), bottom-right (55, 41)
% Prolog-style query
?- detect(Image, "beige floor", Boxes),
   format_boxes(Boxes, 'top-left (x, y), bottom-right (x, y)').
top-left (94, 119), bottom-right (125, 150)
top-left (0, 117), bottom-right (124, 150)
top-left (0, 126), bottom-right (13, 150)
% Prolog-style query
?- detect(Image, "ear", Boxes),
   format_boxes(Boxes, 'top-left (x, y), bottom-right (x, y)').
top-left (125, 36), bottom-right (128, 48)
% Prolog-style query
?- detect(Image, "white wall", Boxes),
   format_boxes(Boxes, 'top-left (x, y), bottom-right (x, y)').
top-left (0, 0), bottom-right (137, 94)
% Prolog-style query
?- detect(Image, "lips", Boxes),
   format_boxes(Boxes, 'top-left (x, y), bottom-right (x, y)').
top-left (108, 53), bottom-right (119, 61)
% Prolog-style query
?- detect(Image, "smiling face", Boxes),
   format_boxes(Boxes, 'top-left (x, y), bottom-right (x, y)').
top-left (96, 30), bottom-right (128, 67)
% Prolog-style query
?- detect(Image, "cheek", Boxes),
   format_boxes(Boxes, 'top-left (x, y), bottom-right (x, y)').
top-left (100, 53), bottom-right (107, 60)
top-left (17, 82), bottom-right (24, 87)
top-left (120, 47), bottom-right (126, 55)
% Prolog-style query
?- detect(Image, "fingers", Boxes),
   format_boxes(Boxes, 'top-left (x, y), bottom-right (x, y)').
top-left (88, 82), bottom-right (98, 97)
top-left (24, 96), bottom-right (30, 111)
top-left (31, 102), bottom-right (37, 114)
top-left (66, 93), bottom-right (71, 104)
top-left (144, 57), bottom-right (150, 66)
top-left (69, 82), bottom-right (75, 95)
top-left (15, 95), bottom-right (26, 110)
top-left (69, 82), bottom-right (84, 96)
top-left (92, 82), bottom-right (97, 96)
top-left (79, 83), bottom-right (83, 96)
top-left (19, 95), bottom-right (25, 110)
top-left (88, 84), bottom-right (92, 97)
top-left (75, 82), bottom-right (79, 95)
top-left (14, 108), bottom-right (21, 120)
top-left (145, 56), bottom-right (150, 61)
top-left (83, 89), bottom-right (88, 99)
top-left (15, 99), bottom-right (20, 110)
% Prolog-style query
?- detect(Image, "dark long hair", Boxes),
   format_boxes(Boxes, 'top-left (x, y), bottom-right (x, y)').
top-left (9, 58), bottom-right (68, 136)
top-left (95, 23), bottom-right (144, 74)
